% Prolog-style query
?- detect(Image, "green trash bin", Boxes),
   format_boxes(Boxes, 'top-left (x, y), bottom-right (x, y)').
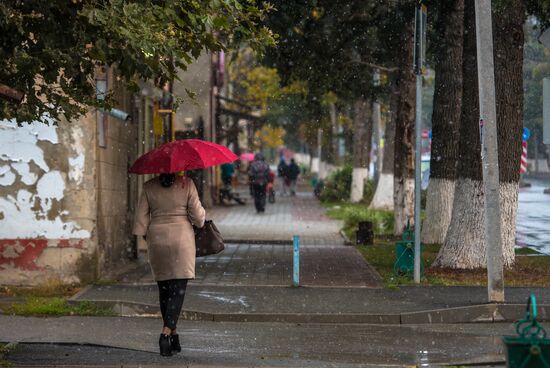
top-left (393, 222), bottom-right (423, 277)
top-left (502, 294), bottom-right (550, 368)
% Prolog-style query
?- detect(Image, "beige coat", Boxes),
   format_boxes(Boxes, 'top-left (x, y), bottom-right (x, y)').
top-left (133, 176), bottom-right (206, 281)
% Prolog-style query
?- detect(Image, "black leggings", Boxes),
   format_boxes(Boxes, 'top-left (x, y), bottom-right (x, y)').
top-left (157, 279), bottom-right (188, 330)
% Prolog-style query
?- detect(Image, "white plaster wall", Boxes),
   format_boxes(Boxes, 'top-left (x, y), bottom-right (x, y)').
top-left (0, 119), bottom-right (90, 239)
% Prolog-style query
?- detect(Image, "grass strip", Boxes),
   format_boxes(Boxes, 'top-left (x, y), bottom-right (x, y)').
top-left (6, 297), bottom-right (114, 317)
top-left (356, 241), bottom-right (550, 287)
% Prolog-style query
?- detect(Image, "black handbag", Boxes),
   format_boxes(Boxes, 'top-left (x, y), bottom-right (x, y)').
top-left (194, 220), bottom-right (225, 257)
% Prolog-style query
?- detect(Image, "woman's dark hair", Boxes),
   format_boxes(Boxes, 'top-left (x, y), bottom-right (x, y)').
top-left (159, 173), bottom-right (176, 188)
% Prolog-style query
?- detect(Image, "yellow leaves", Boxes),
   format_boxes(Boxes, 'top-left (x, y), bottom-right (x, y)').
top-left (239, 66), bottom-right (281, 112)
top-left (321, 91), bottom-right (337, 106)
top-left (338, 114), bottom-right (352, 129)
top-left (281, 80), bottom-right (307, 95)
top-left (256, 125), bottom-right (285, 149)
top-left (311, 8), bottom-right (322, 20)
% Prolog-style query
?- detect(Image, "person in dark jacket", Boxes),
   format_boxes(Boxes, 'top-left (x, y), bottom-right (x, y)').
top-left (221, 162), bottom-right (235, 186)
top-left (248, 153), bottom-right (270, 213)
top-left (287, 158), bottom-right (300, 196)
top-left (277, 158), bottom-right (288, 195)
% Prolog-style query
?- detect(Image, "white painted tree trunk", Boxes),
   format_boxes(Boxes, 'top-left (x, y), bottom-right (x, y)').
top-left (434, 178), bottom-right (517, 268)
top-left (393, 177), bottom-right (414, 235)
top-left (350, 168), bottom-right (369, 203)
top-left (499, 181), bottom-right (518, 267)
top-left (421, 178), bottom-right (456, 244)
top-left (369, 173), bottom-right (394, 210)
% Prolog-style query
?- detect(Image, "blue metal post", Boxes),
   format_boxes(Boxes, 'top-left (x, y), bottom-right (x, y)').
top-left (293, 235), bottom-right (300, 287)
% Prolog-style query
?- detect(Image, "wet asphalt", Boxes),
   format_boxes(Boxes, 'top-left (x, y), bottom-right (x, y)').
top-left (517, 177), bottom-right (550, 254)
top-left (1, 315), bottom-right (531, 367)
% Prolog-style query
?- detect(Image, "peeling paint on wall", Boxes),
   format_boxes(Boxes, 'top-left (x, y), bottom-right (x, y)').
top-left (68, 126), bottom-right (85, 184)
top-left (0, 119), bottom-right (90, 240)
top-left (0, 165), bottom-right (15, 186)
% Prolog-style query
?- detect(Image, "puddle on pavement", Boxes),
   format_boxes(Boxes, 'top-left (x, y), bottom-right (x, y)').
top-left (517, 179), bottom-right (550, 255)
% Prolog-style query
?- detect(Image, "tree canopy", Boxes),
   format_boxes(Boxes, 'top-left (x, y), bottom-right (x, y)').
top-left (0, 0), bottom-right (275, 124)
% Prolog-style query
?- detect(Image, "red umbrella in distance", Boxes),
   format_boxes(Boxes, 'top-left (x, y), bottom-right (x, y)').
top-left (128, 139), bottom-right (238, 174)
top-left (239, 152), bottom-right (256, 162)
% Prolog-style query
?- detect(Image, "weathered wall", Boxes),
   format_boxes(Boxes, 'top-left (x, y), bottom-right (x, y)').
top-left (173, 52), bottom-right (211, 133)
top-left (95, 84), bottom-right (138, 274)
top-left (0, 115), bottom-right (97, 285)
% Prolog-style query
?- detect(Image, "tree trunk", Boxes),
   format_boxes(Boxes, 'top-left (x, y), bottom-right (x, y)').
top-left (370, 76), bottom-right (397, 210)
top-left (434, 0), bottom-right (483, 268)
top-left (434, 0), bottom-right (524, 268)
top-left (393, 17), bottom-right (416, 235)
top-left (492, 0), bottom-right (525, 267)
top-left (421, 0), bottom-right (464, 244)
top-left (350, 99), bottom-right (372, 203)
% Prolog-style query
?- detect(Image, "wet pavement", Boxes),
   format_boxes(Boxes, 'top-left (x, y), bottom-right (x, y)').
top-left (517, 177), bottom-right (550, 254)
top-left (120, 244), bottom-right (381, 287)
top-left (1, 315), bottom-right (522, 367)
top-left (207, 189), bottom-right (344, 245)
top-left (73, 284), bottom-right (550, 317)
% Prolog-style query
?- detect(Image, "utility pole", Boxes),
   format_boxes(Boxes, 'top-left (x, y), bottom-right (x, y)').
top-left (474, 0), bottom-right (504, 302)
top-left (413, 3), bottom-right (427, 284)
top-left (373, 71), bottom-right (382, 185)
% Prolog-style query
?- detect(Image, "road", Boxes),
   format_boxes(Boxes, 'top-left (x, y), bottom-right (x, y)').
top-left (1, 315), bottom-right (519, 367)
top-left (517, 177), bottom-right (550, 254)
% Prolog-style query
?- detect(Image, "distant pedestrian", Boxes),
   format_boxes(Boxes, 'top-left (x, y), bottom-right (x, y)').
top-left (277, 158), bottom-right (289, 195)
top-left (133, 173), bottom-right (205, 356)
top-left (287, 158), bottom-right (300, 196)
top-left (221, 162), bottom-right (235, 187)
top-left (248, 153), bottom-right (270, 213)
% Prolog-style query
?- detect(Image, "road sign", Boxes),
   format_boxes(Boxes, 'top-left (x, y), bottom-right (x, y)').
top-left (413, 4), bottom-right (428, 75)
top-left (523, 127), bottom-right (530, 141)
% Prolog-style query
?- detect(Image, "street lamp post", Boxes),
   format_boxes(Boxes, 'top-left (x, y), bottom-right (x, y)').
top-left (474, 0), bottom-right (504, 302)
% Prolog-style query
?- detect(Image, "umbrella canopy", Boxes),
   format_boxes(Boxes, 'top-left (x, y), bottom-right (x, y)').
top-left (239, 152), bottom-right (256, 162)
top-left (129, 139), bottom-right (238, 174)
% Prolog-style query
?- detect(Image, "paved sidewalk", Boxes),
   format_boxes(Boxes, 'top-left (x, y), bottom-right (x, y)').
top-left (207, 190), bottom-right (344, 245)
top-left (71, 284), bottom-right (550, 324)
top-left (122, 244), bottom-right (381, 287)
top-left (0, 315), bottom-right (524, 366)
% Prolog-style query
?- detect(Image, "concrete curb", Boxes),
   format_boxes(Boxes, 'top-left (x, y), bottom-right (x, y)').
top-left (224, 239), bottom-right (293, 245)
top-left (339, 229), bottom-right (352, 245)
top-left (67, 298), bottom-right (550, 325)
top-left (223, 237), bottom-right (348, 245)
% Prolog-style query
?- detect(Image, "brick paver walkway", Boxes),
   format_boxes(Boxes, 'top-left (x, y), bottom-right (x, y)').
top-left (117, 186), bottom-right (382, 288)
top-left (124, 244), bottom-right (382, 287)
top-left (207, 189), bottom-right (344, 245)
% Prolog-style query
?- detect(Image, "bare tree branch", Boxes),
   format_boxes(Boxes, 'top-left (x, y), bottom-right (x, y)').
top-left (343, 60), bottom-right (398, 73)
top-left (0, 83), bottom-right (24, 104)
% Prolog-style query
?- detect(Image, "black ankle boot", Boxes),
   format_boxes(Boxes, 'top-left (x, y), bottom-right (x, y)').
top-left (171, 334), bottom-right (181, 353)
top-left (159, 334), bottom-right (172, 356)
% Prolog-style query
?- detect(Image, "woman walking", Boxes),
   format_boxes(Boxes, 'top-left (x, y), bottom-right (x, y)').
top-left (133, 173), bottom-right (205, 356)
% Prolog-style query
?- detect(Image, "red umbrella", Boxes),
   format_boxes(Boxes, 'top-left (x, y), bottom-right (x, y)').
top-left (239, 152), bottom-right (256, 162)
top-left (129, 139), bottom-right (238, 174)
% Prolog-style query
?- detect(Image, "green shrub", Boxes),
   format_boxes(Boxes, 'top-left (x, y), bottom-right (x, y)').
top-left (362, 179), bottom-right (375, 205)
top-left (319, 165), bottom-right (353, 202)
top-left (319, 165), bottom-right (376, 204)
top-left (327, 204), bottom-right (394, 241)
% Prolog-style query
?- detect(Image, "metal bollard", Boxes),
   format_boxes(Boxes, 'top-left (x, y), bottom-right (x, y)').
top-left (293, 235), bottom-right (300, 287)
